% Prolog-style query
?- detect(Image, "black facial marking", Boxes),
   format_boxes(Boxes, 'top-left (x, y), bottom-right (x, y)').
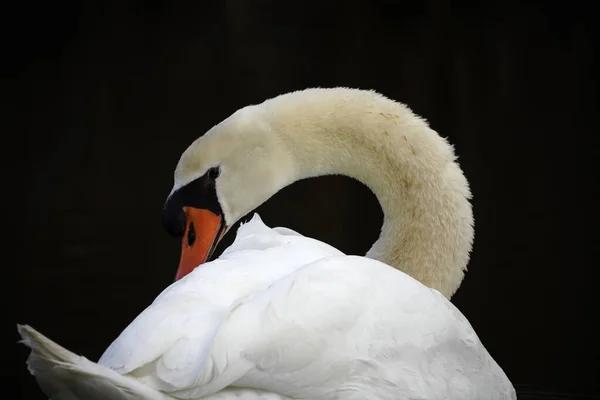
top-left (207, 166), bottom-right (220, 180)
top-left (162, 166), bottom-right (223, 237)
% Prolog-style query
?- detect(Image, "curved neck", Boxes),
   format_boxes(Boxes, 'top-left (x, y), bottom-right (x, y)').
top-left (260, 89), bottom-right (473, 298)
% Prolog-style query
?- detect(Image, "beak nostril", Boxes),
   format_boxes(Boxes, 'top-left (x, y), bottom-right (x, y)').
top-left (187, 222), bottom-right (196, 247)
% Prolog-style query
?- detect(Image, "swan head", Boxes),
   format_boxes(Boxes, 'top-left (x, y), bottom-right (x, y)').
top-left (162, 105), bottom-right (295, 280)
top-left (161, 87), bottom-right (473, 297)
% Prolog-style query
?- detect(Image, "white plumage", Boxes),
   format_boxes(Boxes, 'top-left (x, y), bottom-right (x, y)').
top-left (19, 215), bottom-right (514, 399)
top-left (19, 88), bottom-right (516, 399)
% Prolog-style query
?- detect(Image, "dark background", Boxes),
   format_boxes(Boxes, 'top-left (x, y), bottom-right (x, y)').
top-left (9, 1), bottom-right (598, 399)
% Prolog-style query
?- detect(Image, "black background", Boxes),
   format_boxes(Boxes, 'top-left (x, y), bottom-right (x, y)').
top-left (9, 1), bottom-right (598, 399)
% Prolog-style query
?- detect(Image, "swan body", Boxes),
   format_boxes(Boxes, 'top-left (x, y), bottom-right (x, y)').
top-left (19, 216), bottom-right (514, 400)
top-left (19, 88), bottom-right (516, 399)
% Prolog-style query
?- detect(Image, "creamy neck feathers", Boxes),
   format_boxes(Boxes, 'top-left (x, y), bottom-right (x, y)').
top-left (257, 88), bottom-right (474, 298)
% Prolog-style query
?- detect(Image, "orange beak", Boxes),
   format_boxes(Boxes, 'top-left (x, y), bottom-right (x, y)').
top-left (175, 207), bottom-right (225, 281)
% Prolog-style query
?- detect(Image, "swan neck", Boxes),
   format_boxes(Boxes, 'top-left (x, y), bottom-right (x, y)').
top-left (261, 89), bottom-right (473, 298)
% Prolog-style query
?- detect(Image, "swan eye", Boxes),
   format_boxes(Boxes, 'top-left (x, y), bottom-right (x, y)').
top-left (187, 221), bottom-right (196, 246)
top-left (207, 167), bottom-right (220, 181)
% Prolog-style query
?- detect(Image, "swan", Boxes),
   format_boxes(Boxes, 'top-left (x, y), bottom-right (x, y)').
top-left (18, 88), bottom-right (516, 399)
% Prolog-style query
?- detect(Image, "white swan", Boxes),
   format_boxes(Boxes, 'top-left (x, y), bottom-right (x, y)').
top-left (19, 88), bottom-right (516, 399)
